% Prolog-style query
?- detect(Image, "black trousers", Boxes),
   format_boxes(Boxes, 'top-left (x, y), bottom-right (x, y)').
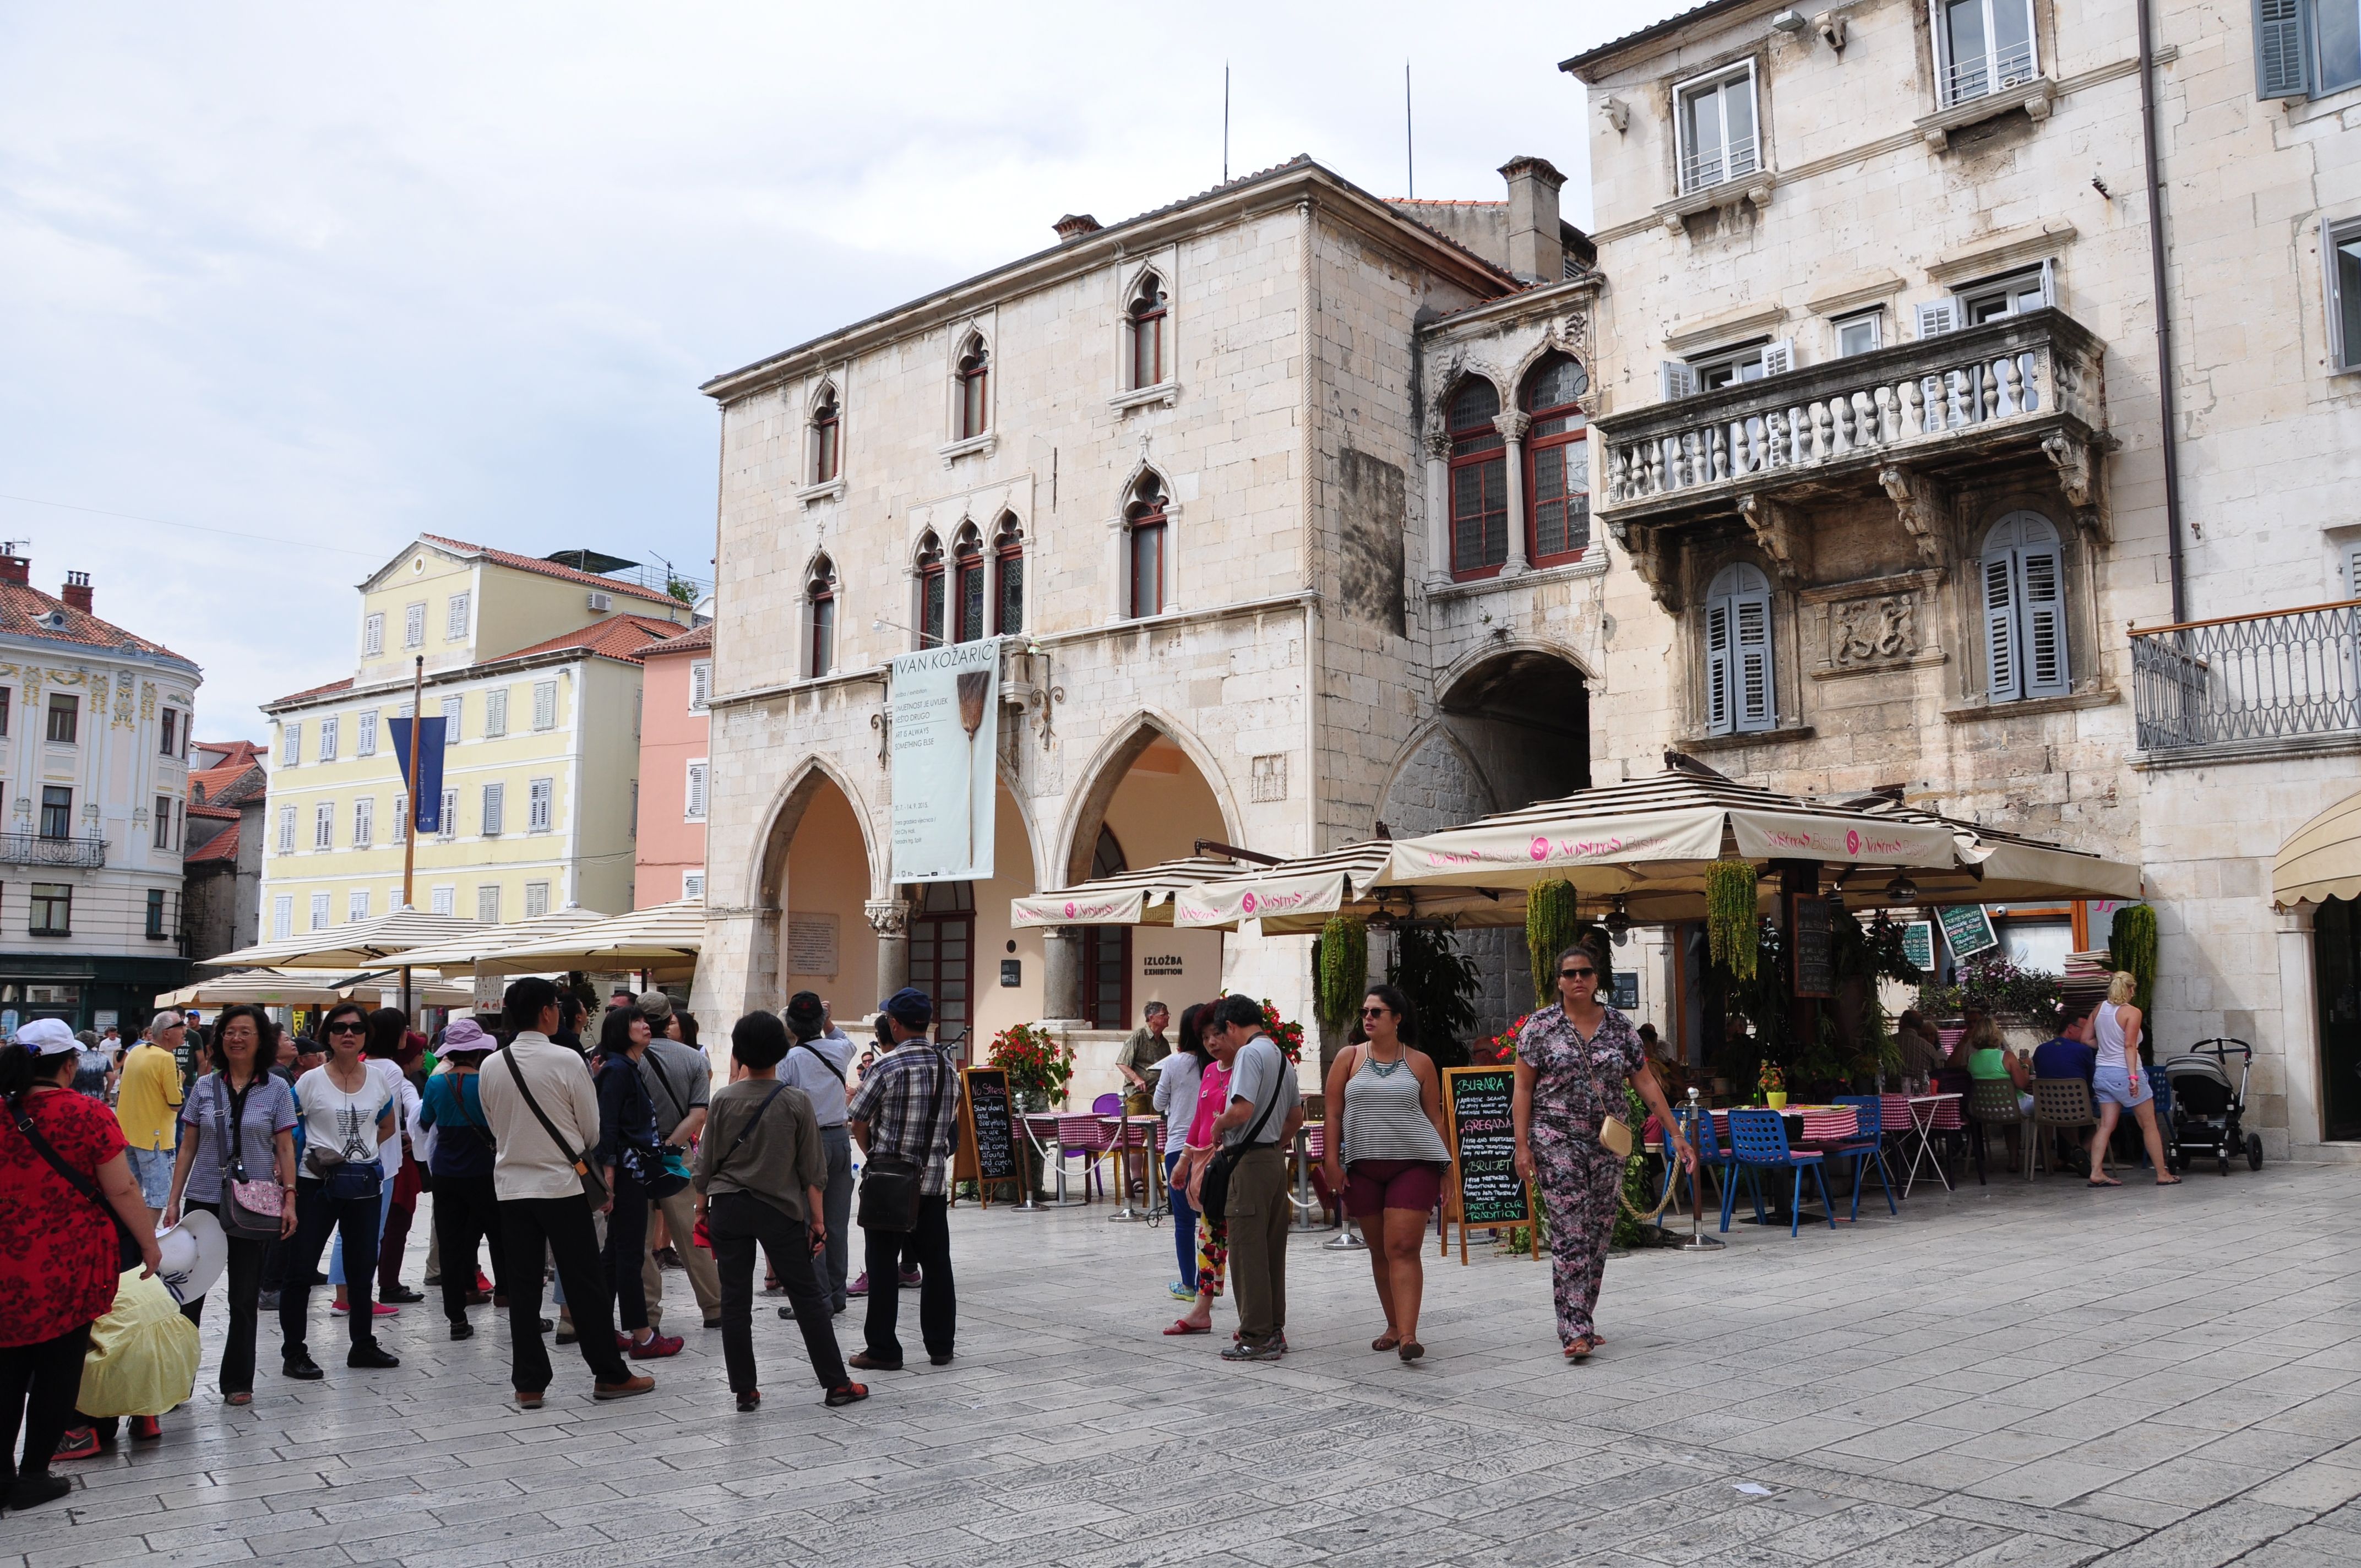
top-left (1, 1322), bottom-right (93, 1479)
top-left (501, 1194), bottom-right (627, 1393)
top-left (861, 1194), bottom-right (954, 1364)
top-left (184, 1200), bottom-right (271, 1395)
top-left (431, 1173), bottom-right (507, 1324)
top-left (280, 1179), bottom-right (381, 1358)
top-left (600, 1169), bottom-right (651, 1333)
top-left (708, 1191), bottom-right (847, 1393)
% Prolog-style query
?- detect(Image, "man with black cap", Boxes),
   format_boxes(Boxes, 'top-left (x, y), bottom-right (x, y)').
top-left (779, 993), bottom-right (857, 1313)
top-left (845, 987), bottom-right (960, 1370)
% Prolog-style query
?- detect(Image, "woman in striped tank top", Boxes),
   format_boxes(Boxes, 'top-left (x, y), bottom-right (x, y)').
top-left (1320, 984), bottom-right (1452, 1363)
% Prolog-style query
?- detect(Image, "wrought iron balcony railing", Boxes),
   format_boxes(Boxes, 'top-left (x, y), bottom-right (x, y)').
top-left (2132, 600), bottom-right (2361, 753)
top-left (1945, 39), bottom-right (2038, 107)
top-left (0, 832), bottom-right (107, 868)
top-left (1597, 308), bottom-right (2106, 526)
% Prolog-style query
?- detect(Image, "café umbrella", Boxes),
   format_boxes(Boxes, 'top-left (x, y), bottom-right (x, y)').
top-left (463, 895), bottom-right (705, 978)
top-left (383, 905), bottom-right (614, 976)
top-left (1172, 841), bottom-right (1526, 934)
top-left (199, 907), bottom-right (492, 972)
top-left (1009, 855), bottom-right (1250, 929)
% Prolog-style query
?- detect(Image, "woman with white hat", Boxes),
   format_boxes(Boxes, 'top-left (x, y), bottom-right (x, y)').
top-left (163, 1004), bottom-right (298, 1406)
top-left (416, 1017), bottom-right (508, 1337)
top-left (0, 1019), bottom-right (161, 1511)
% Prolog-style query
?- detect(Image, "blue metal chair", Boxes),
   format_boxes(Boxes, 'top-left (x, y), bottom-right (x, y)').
top-left (1684, 1106), bottom-right (1737, 1218)
top-left (1829, 1095), bottom-right (1898, 1219)
top-left (1723, 1108), bottom-right (1837, 1237)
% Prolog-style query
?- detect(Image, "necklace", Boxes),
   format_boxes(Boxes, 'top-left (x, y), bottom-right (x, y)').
top-left (1364, 1045), bottom-right (1407, 1078)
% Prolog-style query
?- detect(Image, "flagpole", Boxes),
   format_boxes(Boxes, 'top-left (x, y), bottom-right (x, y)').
top-left (402, 655), bottom-right (422, 1018)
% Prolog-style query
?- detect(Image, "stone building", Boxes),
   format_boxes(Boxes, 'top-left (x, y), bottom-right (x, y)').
top-left (635, 622), bottom-right (712, 907)
top-left (1559, 0), bottom-right (2361, 1159)
top-left (181, 738), bottom-right (268, 961)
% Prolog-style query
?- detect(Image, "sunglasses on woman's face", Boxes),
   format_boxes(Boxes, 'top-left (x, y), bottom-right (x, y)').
top-left (327, 1021), bottom-right (364, 1035)
top-left (1360, 1006), bottom-right (1390, 1019)
top-left (1560, 967), bottom-right (1598, 981)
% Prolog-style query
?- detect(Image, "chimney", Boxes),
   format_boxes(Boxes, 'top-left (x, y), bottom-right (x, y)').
top-left (1053, 213), bottom-right (1102, 244)
top-left (0, 547), bottom-right (26, 587)
top-left (1498, 156), bottom-right (1568, 284)
top-left (61, 571), bottom-right (92, 614)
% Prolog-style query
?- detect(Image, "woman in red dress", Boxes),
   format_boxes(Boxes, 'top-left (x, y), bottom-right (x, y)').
top-left (0, 1019), bottom-right (161, 1510)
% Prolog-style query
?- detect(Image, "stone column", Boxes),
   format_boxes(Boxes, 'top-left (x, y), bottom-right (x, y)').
top-left (1041, 926), bottom-right (1084, 1024)
top-left (866, 897), bottom-right (911, 998)
top-left (1423, 429), bottom-right (1453, 583)
top-left (1494, 410), bottom-right (1532, 576)
top-left (2276, 906), bottom-right (2319, 1159)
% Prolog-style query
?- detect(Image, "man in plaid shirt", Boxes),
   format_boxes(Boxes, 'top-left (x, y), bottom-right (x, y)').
top-left (847, 988), bottom-right (961, 1370)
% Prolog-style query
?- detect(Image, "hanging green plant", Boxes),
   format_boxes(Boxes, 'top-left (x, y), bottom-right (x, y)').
top-left (1314, 915), bottom-right (1368, 1031)
top-left (1525, 879), bottom-right (1580, 1008)
top-left (1704, 861), bottom-right (1759, 980)
top-left (2109, 903), bottom-right (2158, 1015)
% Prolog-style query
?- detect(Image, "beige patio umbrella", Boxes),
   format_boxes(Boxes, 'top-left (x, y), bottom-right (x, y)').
top-left (200, 907), bottom-right (493, 971)
top-left (384, 906), bottom-right (614, 974)
top-left (477, 896), bottom-right (705, 976)
top-left (156, 968), bottom-right (479, 1010)
top-left (1827, 798), bottom-right (2143, 905)
top-left (1009, 856), bottom-right (1251, 928)
top-left (1173, 841), bottom-right (1527, 934)
top-left (2272, 786), bottom-right (2361, 909)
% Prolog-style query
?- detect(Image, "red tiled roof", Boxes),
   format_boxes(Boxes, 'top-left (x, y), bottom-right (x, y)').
top-left (0, 582), bottom-right (193, 666)
top-left (189, 740), bottom-right (269, 808)
top-left (268, 676), bottom-right (354, 707)
top-left (185, 821), bottom-right (240, 864)
top-left (492, 613), bottom-right (694, 666)
top-left (187, 801), bottom-right (241, 821)
top-left (643, 622), bottom-right (714, 656)
top-left (417, 535), bottom-right (681, 606)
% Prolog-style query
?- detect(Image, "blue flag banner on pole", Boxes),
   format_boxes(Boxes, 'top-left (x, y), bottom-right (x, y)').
top-left (387, 716), bottom-right (448, 833)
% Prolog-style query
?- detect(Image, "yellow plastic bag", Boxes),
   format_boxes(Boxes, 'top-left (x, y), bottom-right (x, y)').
top-left (76, 1269), bottom-right (200, 1419)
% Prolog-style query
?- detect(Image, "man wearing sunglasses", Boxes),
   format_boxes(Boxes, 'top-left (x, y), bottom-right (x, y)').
top-left (1511, 943), bottom-right (1693, 1362)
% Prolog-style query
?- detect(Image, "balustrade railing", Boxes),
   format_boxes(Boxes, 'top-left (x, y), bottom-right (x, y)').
top-left (2131, 600), bottom-right (2361, 752)
top-left (0, 832), bottom-right (107, 868)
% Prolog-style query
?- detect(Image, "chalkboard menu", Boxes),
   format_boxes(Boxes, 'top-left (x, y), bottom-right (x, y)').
top-left (1900, 920), bottom-right (1935, 974)
top-left (959, 1067), bottom-right (1019, 1191)
top-left (1938, 902), bottom-right (1999, 960)
top-left (1443, 1066), bottom-right (1528, 1228)
top-left (1790, 895), bottom-right (1835, 998)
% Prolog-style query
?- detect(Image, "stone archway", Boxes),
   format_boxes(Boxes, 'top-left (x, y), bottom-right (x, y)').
top-left (749, 762), bottom-right (882, 1017)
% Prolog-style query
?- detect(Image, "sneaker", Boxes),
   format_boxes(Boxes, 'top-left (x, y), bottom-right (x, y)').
top-left (629, 1332), bottom-right (684, 1360)
top-left (1220, 1340), bottom-right (1284, 1362)
top-left (282, 1354), bottom-right (325, 1381)
top-left (331, 1302), bottom-right (400, 1317)
top-left (824, 1382), bottom-right (869, 1407)
top-left (449, 1320), bottom-right (475, 1341)
top-left (897, 1268), bottom-right (923, 1288)
top-left (382, 1284), bottom-right (425, 1304)
top-left (929, 1351), bottom-right (954, 1366)
top-left (846, 1272), bottom-right (870, 1298)
top-left (593, 1375), bottom-right (655, 1401)
top-left (654, 1247), bottom-right (683, 1271)
top-left (130, 1416), bottom-right (162, 1441)
top-left (346, 1344), bottom-right (401, 1370)
top-left (555, 1322), bottom-right (577, 1346)
top-left (49, 1427), bottom-right (100, 1462)
top-left (257, 1290), bottom-right (280, 1311)
top-left (422, 1273), bottom-right (442, 1287)
top-left (1168, 1281), bottom-right (1197, 1302)
top-left (736, 1390), bottom-right (760, 1413)
top-left (7, 1472), bottom-right (72, 1510)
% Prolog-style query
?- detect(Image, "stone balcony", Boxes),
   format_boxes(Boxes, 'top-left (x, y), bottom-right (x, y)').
top-left (1595, 308), bottom-right (2108, 605)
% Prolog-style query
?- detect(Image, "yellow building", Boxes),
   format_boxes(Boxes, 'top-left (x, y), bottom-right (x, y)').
top-left (258, 536), bottom-right (695, 935)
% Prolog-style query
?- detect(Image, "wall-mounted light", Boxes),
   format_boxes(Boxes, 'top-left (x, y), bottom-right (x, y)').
top-left (1770, 8), bottom-right (1808, 33)
top-left (1884, 875), bottom-right (1919, 905)
top-left (1599, 96), bottom-right (1630, 134)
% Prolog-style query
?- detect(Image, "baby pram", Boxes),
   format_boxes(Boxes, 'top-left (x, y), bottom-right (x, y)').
top-left (2161, 1039), bottom-right (2261, 1176)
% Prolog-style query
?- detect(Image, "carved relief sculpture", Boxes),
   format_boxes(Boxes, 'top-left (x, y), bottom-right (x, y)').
top-left (1830, 594), bottom-right (1921, 668)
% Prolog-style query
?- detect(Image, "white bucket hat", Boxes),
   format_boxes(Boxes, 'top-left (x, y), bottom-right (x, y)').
top-left (153, 1210), bottom-right (228, 1304)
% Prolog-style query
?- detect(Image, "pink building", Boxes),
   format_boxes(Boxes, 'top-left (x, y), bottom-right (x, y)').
top-left (635, 623), bottom-right (710, 906)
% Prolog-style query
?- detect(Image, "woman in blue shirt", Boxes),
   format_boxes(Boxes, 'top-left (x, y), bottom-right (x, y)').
top-left (416, 1018), bottom-right (505, 1339)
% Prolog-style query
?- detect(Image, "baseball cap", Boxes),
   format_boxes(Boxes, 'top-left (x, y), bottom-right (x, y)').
top-left (15, 1017), bottom-right (80, 1057)
top-left (879, 987), bottom-right (933, 1028)
top-left (638, 991), bottom-right (676, 1026)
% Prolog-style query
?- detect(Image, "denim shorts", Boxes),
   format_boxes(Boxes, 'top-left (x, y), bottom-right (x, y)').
top-left (2093, 1065), bottom-right (2151, 1109)
top-left (126, 1145), bottom-right (176, 1208)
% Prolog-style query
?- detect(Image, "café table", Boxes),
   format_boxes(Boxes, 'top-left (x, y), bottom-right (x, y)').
top-left (1900, 1092), bottom-right (1965, 1196)
top-left (1708, 1104), bottom-right (1859, 1224)
top-left (1096, 1114), bottom-right (1166, 1222)
top-left (1021, 1113), bottom-right (1097, 1207)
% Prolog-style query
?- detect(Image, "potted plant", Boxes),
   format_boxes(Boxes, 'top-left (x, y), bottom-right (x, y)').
top-left (1758, 1060), bottom-right (1787, 1110)
top-left (987, 1022), bottom-right (1074, 1113)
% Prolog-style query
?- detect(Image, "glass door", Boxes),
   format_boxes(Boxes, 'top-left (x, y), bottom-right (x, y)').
top-left (2317, 897), bottom-right (2361, 1142)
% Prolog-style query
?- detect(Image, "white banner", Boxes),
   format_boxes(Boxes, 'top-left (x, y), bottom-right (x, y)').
top-left (889, 639), bottom-right (999, 884)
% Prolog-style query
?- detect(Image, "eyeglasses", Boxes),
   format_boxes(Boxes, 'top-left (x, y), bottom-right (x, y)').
top-left (1359, 1006), bottom-right (1391, 1019)
top-left (326, 1021), bottom-right (364, 1035)
top-left (1559, 967), bottom-right (1599, 981)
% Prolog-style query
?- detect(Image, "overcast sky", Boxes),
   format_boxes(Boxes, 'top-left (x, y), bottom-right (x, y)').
top-left (0, 2), bottom-right (1680, 735)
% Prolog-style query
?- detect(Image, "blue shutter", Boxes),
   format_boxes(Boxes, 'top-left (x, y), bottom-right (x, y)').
top-left (1733, 590), bottom-right (1776, 732)
top-left (1983, 548), bottom-right (2021, 701)
top-left (1705, 600), bottom-right (1734, 736)
top-left (2255, 0), bottom-right (2311, 98)
top-left (2021, 544), bottom-right (2070, 696)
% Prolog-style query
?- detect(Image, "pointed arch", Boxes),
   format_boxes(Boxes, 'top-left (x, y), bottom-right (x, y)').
top-left (1444, 373), bottom-right (1509, 580)
top-left (752, 754), bottom-right (884, 910)
top-left (1054, 711), bottom-right (1244, 886)
top-left (1122, 468), bottom-right (1171, 618)
top-left (954, 329), bottom-right (991, 440)
top-left (913, 530), bottom-right (946, 647)
top-left (803, 552), bottom-right (839, 678)
top-left (806, 379), bottom-right (841, 485)
top-left (1125, 267), bottom-right (1169, 390)
top-left (991, 510), bottom-right (1026, 636)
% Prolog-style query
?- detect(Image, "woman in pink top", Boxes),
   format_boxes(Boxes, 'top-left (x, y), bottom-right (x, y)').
top-left (1162, 1009), bottom-right (1237, 1337)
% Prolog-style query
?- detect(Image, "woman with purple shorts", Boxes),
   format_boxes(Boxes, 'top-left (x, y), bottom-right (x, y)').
top-left (1321, 984), bottom-right (1451, 1363)
top-left (2089, 971), bottom-right (2179, 1188)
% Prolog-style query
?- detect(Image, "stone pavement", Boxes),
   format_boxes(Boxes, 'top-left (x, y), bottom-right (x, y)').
top-left (10, 1156), bottom-right (2361, 1568)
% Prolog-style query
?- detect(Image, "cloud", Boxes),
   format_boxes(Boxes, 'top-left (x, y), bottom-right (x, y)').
top-left (0, 1), bottom-right (1662, 732)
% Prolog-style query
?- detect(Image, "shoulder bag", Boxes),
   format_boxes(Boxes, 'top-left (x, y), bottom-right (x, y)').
top-left (1198, 1064), bottom-right (1283, 1224)
top-left (298, 1074), bottom-right (387, 1204)
top-left (9, 1092), bottom-right (145, 1271)
top-left (209, 1073), bottom-right (284, 1240)
top-left (497, 1045), bottom-right (608, 1206)
top-left (645, 1050), bottom-right (699, 1186)
top-left (856, 1053), bottom-right (948, 1233)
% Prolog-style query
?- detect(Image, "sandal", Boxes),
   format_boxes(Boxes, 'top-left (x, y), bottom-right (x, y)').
top-left (2087, 1175), bottom-right (2123, 1186)
top-left (1372, 1333), bottom-right (1401, 1353)
top-left (2156, 1175), bottom-right (2183, 1186)
top-left (1564, 1336), bottom-right (1596, 1362)
top-left (1162, 1319), bottom-right (1211, 1336)
top-left (225, 1392), bottom-right (252, 1407)
top-left (1397, 1340), bottom-right (1425, 1363)
top-left (825, 1382), bottom-right (869, 1407)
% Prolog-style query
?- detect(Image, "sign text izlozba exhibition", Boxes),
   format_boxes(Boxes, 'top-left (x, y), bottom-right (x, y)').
top-left (888, 639), bottom-right (999, 884)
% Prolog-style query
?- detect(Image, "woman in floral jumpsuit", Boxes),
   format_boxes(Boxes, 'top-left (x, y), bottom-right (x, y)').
top-left (1514, 943), bottom-right (1693, 1360)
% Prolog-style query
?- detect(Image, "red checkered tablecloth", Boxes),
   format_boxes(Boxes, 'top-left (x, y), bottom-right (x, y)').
top-left (1710, 1104), bottom-right (1860, 1144)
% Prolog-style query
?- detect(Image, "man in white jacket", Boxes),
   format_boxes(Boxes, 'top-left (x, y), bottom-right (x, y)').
top-left (476, 976), bottom-right (653, 1409)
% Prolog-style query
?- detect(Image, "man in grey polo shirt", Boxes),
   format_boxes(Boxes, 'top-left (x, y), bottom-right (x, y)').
top-left (638, 999), bottom-right (722, 1330)
top-left (1207, 994), bottom-right (1303, 1362)
top-left (780, 992), bottom-right (858, 1313)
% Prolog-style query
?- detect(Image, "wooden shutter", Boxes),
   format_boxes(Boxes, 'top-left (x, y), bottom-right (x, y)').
top-left (1661, 361), bottom-right (1699, 400)
top-left (1705, 600), bottom-right (1734, 735)
top-left (690, 662), bottom-right (710, 709)
top-left (1983, 537), bottom-right (2021, 701)
top-left (2255, 0), bottom-right (2311, 97)
top-left (1914, 301), bottom-right (1958, 339)
top-left (2022, 544), bottom-right (2069, 695)
top-left (1733, 590), bottom-right (1775, 731)
top-left (1760, 339), bottom-right (1795, 376)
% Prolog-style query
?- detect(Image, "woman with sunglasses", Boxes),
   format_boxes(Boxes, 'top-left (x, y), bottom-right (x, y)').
top-left (163, 1004), bottom-right (298, 1405)
top-left (279, 1003), bottom-right (401, 1381)
top-left (1320, 984), bottom-right (1451, 1362)
top-left (1513, 943), bottom-right (1693, 1362)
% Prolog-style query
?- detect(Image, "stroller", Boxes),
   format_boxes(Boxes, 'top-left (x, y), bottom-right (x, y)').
top-left (2161, 1039), bottom-right (2262, 1176)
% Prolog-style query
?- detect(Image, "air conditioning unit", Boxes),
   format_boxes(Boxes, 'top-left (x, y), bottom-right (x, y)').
top-left (587, 591), bottom-right (613, 612)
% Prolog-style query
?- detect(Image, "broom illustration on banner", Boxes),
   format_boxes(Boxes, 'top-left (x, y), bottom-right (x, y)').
top-left (956, 669), bottom-right (991, 870)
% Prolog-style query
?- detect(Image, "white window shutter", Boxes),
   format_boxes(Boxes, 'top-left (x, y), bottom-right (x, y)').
top-left (2021, 546), bottom-right (2070, 695)
top-left (482, 782), bottom-right (504, 836)
top-left (1983, 550), bottom-right (2021, 700)
top-left (687, 763), bottom-right (709, 819)
top-left (2256, 0), bottom-right (2311, 98)
top-left (2036, 260), bottom-right (2057, 309)
top-left (1661, 361), bottom-right (1699, 400)
top-left (1733, 591), bottom-right (1775, 732)
top-left (1760, 339), bottom-right (1794, 376)
top-left (1914, 301), bottom-right (1958, 339)
top-left (1704, 601), bottom-right (1734, 736)
top-left (690, 662), bottom-right (711, 710)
